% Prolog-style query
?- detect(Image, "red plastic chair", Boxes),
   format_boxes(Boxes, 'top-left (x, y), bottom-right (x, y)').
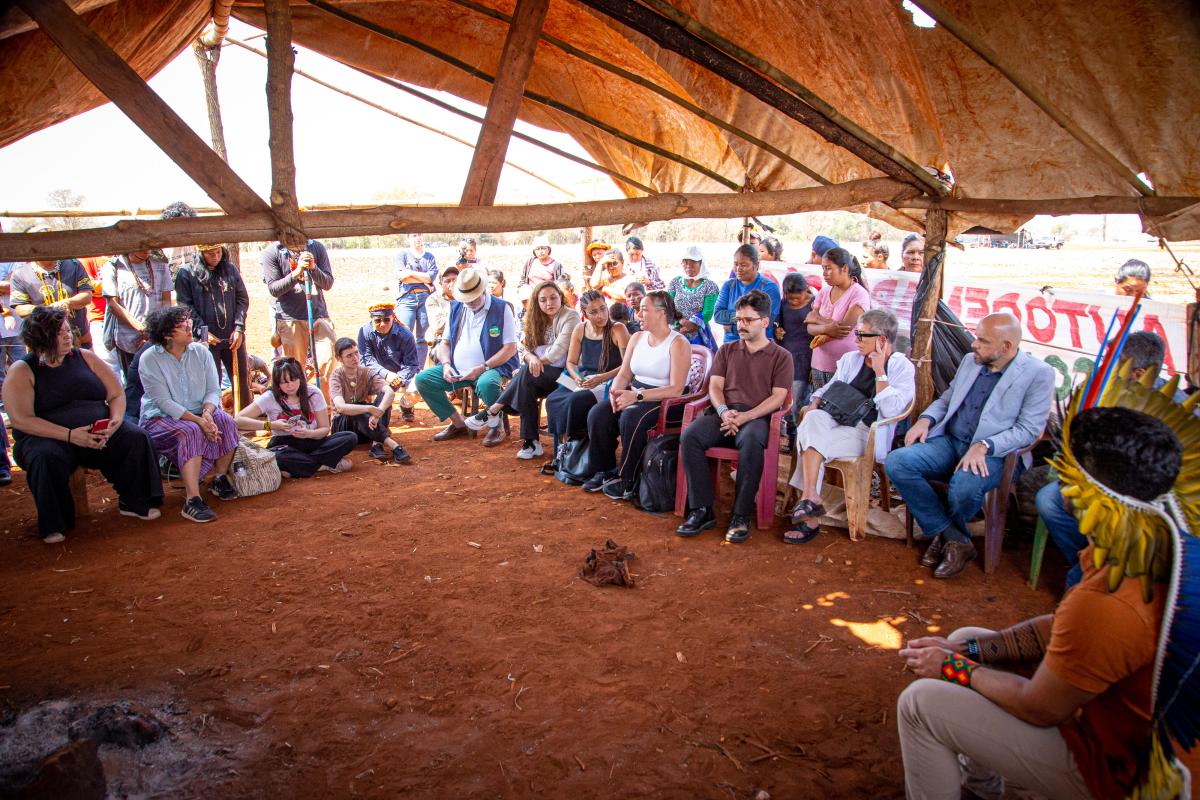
top-left (673, 391), bottom-right (790, 531)
top-left (647, 344), bottom-right (714, 440)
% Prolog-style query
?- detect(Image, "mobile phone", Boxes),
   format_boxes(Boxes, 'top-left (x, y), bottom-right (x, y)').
top-left (90, 419), bottom-right (110, 434)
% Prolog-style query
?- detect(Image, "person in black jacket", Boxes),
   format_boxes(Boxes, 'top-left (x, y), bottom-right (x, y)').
top-left (175, 243), bottom-right (250, 407)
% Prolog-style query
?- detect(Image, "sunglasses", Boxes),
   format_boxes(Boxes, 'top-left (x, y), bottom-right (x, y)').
top-left (371, 313), bottom-right (394, 322)
top-left (854, 331), bottom-right (883, 341)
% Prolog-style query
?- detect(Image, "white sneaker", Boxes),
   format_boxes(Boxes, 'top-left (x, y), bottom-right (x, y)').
top-left (43, 532), bottom-right (66, 544)
top-left (319, 458), bottom-right (353, 474)
top-left (464, 409), bottom-right (500, 432)
top-left (516, 440), bottom-right (544, 460)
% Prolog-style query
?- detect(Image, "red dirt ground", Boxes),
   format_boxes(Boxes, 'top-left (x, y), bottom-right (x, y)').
top-left (0, 402), bottom-right (1063, 798)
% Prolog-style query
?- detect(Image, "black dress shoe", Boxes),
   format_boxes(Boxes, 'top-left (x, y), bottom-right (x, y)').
top-left (920, 533), bottom-right (946, 568)
top-left (432, 423), bottom-right (467, 442)
top-left (725, 514), bottom-right (751, 543)
top-left (676, 507), bottom-right (716, 537)
top-left (934, 541), bottom-right (977, 579)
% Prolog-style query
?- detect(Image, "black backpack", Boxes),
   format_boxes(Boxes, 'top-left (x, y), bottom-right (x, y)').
top-left (635, 434), bottom-right (679, 513)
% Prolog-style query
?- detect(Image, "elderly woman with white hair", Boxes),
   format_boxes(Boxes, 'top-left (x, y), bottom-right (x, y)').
top-left (668, 245), bottom-right (720, 351)
top-left (784, 307), bottom-right (915, 544)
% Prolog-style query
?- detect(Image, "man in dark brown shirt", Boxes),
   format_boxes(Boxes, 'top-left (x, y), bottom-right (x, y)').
top-left (678, 290), bottom-right (792, 542)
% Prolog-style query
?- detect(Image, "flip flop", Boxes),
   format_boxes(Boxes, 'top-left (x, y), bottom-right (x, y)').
top-left (790, 498), bottom-right (827, 526)
top-left (783, 521), bottom-right (820, 545)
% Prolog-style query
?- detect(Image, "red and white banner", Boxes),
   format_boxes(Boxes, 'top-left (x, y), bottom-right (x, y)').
top-left (760, 264), bottom-right (1189, 399)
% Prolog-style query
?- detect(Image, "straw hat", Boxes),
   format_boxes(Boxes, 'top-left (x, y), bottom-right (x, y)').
top-left (453, 266), bottom-right (488, 302)
top-left (585, 239), bottom-right (610, 255)
top-left (368, 301), bottom-right (395, 317)
top-left (196, 242), bottom-right (224, 252)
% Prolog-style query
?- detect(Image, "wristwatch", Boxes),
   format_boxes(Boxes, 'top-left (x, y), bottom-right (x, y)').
top-left (964, 639), bottom-right (981, 660)
top-left (636, 389), bottom-right (644, 402)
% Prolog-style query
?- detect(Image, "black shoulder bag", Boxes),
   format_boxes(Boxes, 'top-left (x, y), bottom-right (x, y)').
top-left (818, 381), bottom-right (875, 427)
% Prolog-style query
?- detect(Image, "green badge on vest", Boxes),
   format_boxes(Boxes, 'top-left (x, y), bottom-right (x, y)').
top-left (488, 325), bottom-right (501, 337)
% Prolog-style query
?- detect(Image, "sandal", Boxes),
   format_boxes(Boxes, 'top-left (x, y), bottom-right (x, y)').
top-left (790, 498), bottom-right (827, 526)
top-left (539, 460), bottom-right (559, 476)
top-left (783, 522), bottom-right (820, 545)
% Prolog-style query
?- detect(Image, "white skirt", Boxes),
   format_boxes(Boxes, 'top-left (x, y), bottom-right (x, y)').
top-left (789, 408), bottom-right (870, 491)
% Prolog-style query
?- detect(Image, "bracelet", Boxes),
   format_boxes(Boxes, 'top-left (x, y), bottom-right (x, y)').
top-left (940, 652), bottom-right (979, 687)
top-left (263, 420), bottom-right (271, 434)
top-left (964, 639), bottom-right (981, 661)
top-left (716, 404), bottom-right (730, 417)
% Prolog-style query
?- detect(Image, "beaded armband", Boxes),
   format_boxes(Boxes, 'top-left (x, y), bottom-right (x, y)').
top-left (940, 652), bottom-right (979, 687)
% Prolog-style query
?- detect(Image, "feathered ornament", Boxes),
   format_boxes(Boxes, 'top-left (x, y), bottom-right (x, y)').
top-left (1052, 362), bottom-right (1200, 799)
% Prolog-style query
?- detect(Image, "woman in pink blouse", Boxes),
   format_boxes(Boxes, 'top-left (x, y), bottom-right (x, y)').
top-left (805, 247), bottom-right (870, 389)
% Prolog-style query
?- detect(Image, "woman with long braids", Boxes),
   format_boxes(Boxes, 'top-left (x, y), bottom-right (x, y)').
top-left (235, 358), bottom-right (357, 478)
top-left (465, 280), bottom-right (580, 458)
top-left (175, 243), bottom-right (251, 408)
top-left (805, 247), bottom-right (871, 390)
top-left (544, 290), bottom-right (631, 451)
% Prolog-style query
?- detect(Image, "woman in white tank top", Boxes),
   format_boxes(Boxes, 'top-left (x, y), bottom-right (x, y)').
top-left (582, 290), bottom-right (693, 498)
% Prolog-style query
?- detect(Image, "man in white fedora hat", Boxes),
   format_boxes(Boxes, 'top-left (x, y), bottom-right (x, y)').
top-left (413, 266), bottom-right (519, 443)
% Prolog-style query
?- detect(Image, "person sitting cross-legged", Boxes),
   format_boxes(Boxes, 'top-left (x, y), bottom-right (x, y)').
top-left (235, 357), bottom-right (357, 477)
top-left (677, 289), bottom-right (791, 543)
top-left (329, 337), bottom-right (411, 465)
top-left (138, 305), bottom-right (241, 523)
top-left (357, 301), bottom-right (419, 423)
top-left (783, 308), bottom-right (914, 544)
top-left (413, 266), bottom-right (519, 442)
top-left (885, 312), bottom-right (1054, 578)
top-left (895, 403), bottom-right (1200, 800)
top-left (464, 280), bottom-right (580, 457)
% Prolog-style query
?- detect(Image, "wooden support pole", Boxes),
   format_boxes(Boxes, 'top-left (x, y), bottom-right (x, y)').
top-left (577, 0), bottom-right (945, 196)
top-left (13, 0), bottom-right (271, 216)
top-left (581, 225), bottom-right (594, 269)
top-left (909, 0), bottom-right (1153, 198)
top-left (0, 177), bottom-right (913, 261)
top-left (264, 0), bottom-right (307, 249)
top-left (192, 38), bottom-right (240, 267)
top-left (911, 208), bottom-right (948, 416)
top-left (460, 0), bottom-right (549, 206)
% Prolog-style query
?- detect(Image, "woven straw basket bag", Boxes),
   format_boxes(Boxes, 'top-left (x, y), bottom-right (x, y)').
top-left (229, 436), bottom-right (281, 497)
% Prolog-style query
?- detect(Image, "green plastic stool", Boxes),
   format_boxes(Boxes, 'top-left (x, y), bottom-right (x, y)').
top-left (1028, 517), bottom-right (1049, 589)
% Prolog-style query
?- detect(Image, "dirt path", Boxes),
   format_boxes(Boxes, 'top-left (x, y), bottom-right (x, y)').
top-left (0, 405), bottom-right (1062, 798)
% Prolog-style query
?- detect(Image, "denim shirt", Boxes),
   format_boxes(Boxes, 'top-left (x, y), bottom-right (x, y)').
top-left (945, 367), bottom-right (1003, 447)
top-left (138, 342), bottom-right (221, 422)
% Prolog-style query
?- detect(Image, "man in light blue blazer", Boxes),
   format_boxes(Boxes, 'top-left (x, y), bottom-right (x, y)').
top-left (886, 313), bottom-right (1054, 578)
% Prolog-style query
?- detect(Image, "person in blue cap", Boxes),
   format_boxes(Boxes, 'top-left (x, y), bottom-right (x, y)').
top-left (809, 235), bottom-right (840, 265)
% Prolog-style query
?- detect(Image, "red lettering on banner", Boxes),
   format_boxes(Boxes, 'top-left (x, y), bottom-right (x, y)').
top-left (1141, 315), bottom-right (1177, 373)
top-left (1086, 305), bottom-right (1107, 344)
top-left (1025, 296), bottom-right (1056, 342)
top-left (992, 292), bottom-right (1022, 323)
top-left (946, 284), bottom-right (964, 318)
top-left (1052, 300), bottom-right (1090, 349)
top-left (872, 278), bottom-right (899, 312)
top-left (963, 287), bottom-right (990, 324)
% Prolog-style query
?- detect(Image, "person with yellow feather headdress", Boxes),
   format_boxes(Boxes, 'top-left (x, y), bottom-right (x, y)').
top-left (894, 362), bottom-right (1200, 800)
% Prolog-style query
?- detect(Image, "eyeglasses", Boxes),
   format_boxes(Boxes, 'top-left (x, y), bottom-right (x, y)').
top-left (854, 331), bottom-right (882, 340)
top-left (733, 315), bottom-right (765, 325)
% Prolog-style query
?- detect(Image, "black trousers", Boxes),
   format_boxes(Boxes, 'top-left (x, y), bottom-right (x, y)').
top-left (680, 409), bottom-right (769, 516)
top-left (496, 363), bottom-right (563, 442)
top-left (209, 341), bottom-right (251, 408)
top-left (267, 431), bottom-right (358, 478)
top-left (13, 423), bottom-right (164, 538)
top-left (0, 416), bottom-right (9, 470)
top-left (331, 394), bottom-right (392, 444)
top-left (561, 389), bottom-right (601, 441)
top-left (586, 399), bottom-right (681, 487)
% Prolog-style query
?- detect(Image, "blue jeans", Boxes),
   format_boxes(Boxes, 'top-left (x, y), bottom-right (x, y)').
top-left (396, 291), bottom-right (430, 366)
top-left (0, 337), bottom-right (26, 408)
top-left (1036, 480), bottom-right (1084, 587)
top-left (885, 435), bottom-right (1005, 544)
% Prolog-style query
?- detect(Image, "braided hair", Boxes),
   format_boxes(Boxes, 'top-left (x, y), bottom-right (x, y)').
top-left (580, 289), bottom-right (617, 372)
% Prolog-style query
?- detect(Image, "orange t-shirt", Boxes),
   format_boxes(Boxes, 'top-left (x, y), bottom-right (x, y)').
top-left (1043, 547), bottom-right (1198, 799)
top-left (79, 256), bottom-right (108, 323)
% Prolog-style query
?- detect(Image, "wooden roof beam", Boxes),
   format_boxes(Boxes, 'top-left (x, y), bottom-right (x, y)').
top-left (0, 177), bottom-right (914, 260)
top-left (578, 0), bottom-right (946, 196)
top-left (909, 0), bottom-right (1154, 198)
top-left (303, 0), bottom-right (739, 191)
top-left (460, 0), bottom-right (549, 206)
top-left (444, 0), bottom-right (829, 186)
top-left (12, 0), bottom-right (271, 217)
